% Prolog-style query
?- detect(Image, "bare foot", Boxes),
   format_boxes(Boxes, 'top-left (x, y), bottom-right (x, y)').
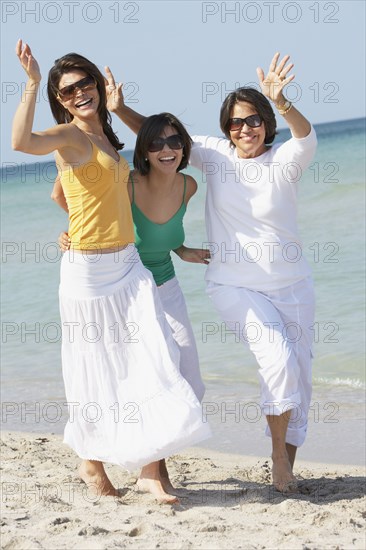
top-left (137, 461), bottom-right (179, 504)
top-left (136, 477), bottom-right (179, 504)
top-left (159, 459), bottom-right (177, 495)
top-left (271, 455), bottom-right (298, 493)
top-left (79, 460), bottom-right (119, 497)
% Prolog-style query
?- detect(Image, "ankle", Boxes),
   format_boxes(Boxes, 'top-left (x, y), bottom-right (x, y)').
top-left (80, 460), bottom-right (103, 476)
top-left (271, 452), bottom-right (289, 462)
top-left (140, 462), bottom-right (160, 479)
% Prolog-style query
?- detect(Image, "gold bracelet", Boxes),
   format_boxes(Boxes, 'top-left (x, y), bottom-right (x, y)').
top-left (275, 100), bottom-right (293, 115)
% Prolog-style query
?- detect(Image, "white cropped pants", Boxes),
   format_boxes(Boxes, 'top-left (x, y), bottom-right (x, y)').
top-left (206, 277), bottom-right (315, 447)
top-left (158, 276), bottom-right (205, 402)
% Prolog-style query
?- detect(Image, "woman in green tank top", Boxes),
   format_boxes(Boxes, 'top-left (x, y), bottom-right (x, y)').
top-left (128, 114), bottom-right (209, 495)
top-left (57, 113), bottom-right (209, 499)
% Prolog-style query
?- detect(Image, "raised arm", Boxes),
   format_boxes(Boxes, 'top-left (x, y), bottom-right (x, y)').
top-left (12, 40), bottom-right (70, 154)
top-left (256, 53), bottom-right (311, 139)
top-left (104, 66), bottom-right (146, 134)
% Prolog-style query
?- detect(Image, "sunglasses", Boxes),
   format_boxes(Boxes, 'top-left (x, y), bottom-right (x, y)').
top-left (148, 134), bottom-right (184, 153)
top-left (58, 75), bottom-right (97, 101)
top-left (229, 114), bottom-right (262, 131)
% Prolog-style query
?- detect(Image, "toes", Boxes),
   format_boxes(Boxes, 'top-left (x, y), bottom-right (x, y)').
top-left (274, 480), bottom-right (299, 494)
top-left (158, 494), bottom-right (180, 505)
top-left (135, 478), bottom-right (179, 504)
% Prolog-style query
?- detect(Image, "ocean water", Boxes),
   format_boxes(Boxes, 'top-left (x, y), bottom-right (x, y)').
top-left (1, 118), bottom-right (365, 462)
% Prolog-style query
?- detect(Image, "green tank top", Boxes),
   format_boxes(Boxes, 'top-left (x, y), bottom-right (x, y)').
top-left (130, 173), bottom-right (187, 286)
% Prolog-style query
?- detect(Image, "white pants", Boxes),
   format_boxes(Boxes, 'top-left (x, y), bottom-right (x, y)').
top-left (206, 277), bottom-right (315, 447)
top-left (158, 277), bottom-right (205, 402)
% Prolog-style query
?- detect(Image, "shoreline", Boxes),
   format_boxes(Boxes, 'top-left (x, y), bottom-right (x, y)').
top-left (2, 379), bottom-right (365, 467)
top-left (1, 429), bottom-right (364, 471)
top-left (2, 411), bottom-right (365, 468)
top-left (1, 430), bottom-right (365, 550)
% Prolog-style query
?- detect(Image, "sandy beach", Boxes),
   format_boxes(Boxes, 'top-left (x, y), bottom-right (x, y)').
top-left (1, 431), bottom-right (365, 550)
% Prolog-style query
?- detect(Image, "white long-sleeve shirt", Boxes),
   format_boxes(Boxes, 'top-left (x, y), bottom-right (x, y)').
top-left (190, 127), bottom-right (317, 291)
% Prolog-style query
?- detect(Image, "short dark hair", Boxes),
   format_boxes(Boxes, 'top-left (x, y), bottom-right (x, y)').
top-left (47, 53), bottom-right (123, 150)
top-left (133, 113), bottom-right (192, 176)
top-left (220, 87), bottom-right (277, 146)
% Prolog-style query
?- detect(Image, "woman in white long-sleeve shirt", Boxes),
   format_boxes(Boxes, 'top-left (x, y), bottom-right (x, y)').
top-left (189, 53), bottom-right (317, 493)
top-left (113, 53), bottom-right (317, 493)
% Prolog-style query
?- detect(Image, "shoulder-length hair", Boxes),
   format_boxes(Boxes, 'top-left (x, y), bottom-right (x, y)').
top-left (220, 87), bottom-right (277, 147)
top-left (47, 53), bottom-right (123, 150)
top-left (133, 113), bottom-right (192, 176)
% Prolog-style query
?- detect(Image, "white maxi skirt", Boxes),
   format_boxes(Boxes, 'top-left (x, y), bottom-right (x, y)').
top-left (59, 245), bottom-right (210, 470)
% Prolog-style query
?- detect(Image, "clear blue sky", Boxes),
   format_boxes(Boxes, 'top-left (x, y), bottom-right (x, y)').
top-left (2, 0), bottom-right (365, 164)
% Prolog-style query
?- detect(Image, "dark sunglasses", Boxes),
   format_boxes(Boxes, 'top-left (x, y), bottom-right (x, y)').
top-left (148, 134), bottom-right (184, 153)
top-left (229, 114), bottom-right (262, 131)
top-left (58, 75), bottom-right (97, 101)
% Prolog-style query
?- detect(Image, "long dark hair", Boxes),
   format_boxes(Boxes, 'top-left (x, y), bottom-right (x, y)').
top-left (47, 53), bottom-right (123, 150)
top-left (220, 87), bottom-right (277, 146)
top-left (133, 113), bottom-right (192, 176)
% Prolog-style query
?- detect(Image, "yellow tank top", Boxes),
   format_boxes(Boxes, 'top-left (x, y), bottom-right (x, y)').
top-left (60, 135), bottom-right (134, 250)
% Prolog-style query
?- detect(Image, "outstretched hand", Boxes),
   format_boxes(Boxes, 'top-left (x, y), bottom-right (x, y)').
top-left (176, 246), bottom-right (211, 265)
top-left (256, 52), bottom-right (294, 103)
top-left (104, 66), bottom-right (124, 113)
top-left (15, 39), bottom-right (41, 82)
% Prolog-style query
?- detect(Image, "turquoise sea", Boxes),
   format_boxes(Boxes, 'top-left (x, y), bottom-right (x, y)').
top-left (1, 118), bottom-right (365, 464)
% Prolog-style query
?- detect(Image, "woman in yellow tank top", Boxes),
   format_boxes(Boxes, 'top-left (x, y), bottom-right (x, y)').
top-left (57, 113), bottom-right (210, 496)
top-left (12, 40), bottom-right (210, 504)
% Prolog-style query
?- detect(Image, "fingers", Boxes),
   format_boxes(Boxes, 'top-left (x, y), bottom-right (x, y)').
top-left (269, 52), bottom-right (294, 74)
top-left (15, 38), bottom-right (23, 57)
top-left (281, 74), bottom-right (295, 86)
top-left (276, 54), bottom-right (290, 74)
top-left (105, 65), bottom-right (116, 90)
top-left (22, 43), bottom-right (31, 60)
top-left (59, 242), bottom-right (70, 251)
top-left (17, 40), bottom-right (30, 67)
top-left (199, 249), bottom-right (211, 264)
top-left (269, 52), bottom-right (280, 73)
top-left (15, 39), bottom-right (30, 60)
top-left (273, 53), bottom-right (295, 80)
top-left (111, 82), bottom-right (123, 95)
top-left (256, 67), bottom-right (265, 83)
top-left (280, 62), bottom-right (294, 78)
top-left (105, 65), bottom-right (115, 82)
top-left (18, 43), bottom-right (27, 64)
top-left (180, 247), bottom-right (211, 264)
top-left (58, 232), bottom-right (71, 251)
